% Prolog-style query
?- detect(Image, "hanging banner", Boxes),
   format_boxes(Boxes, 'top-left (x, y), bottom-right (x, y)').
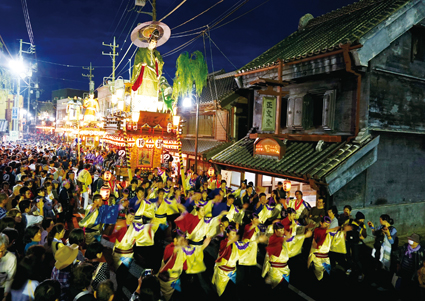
top-left (262, 96), bottom-right (276, 132)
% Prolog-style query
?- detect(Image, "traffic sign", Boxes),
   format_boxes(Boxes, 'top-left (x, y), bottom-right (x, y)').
top-left (12, 108), bottom-right (19, 120)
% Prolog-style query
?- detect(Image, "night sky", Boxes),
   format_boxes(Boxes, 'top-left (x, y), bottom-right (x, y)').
top-left (1, 0), bottom-right (356, 103)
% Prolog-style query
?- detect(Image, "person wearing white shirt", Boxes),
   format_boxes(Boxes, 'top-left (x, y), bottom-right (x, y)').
top-left (328, 205), bottom-right (339, 229)
top-left (0, 233), bottom-right (17, 300)
top-left (19, 200), bottom-right (44, 229)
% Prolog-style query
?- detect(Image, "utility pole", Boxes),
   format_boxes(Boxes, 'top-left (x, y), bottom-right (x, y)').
top-left (82, 62), bottom-right (94, 94)
top-left (128, 59), bottom-right (131, 81)
top-left (102, 37), bottom-right (119, 94)
top-left (152, 0), bottom-right (156, 21)
top-left (12, 40), bottom-right (23, 134)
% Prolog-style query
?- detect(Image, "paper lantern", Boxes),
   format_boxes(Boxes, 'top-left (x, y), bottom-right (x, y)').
top-left (103, 171), bottom-right (112, 181)
top-left (208, 167), bottom-right (215, 177)
top-left (283, 180), bottom-right (291, 192)
top-left (100, 186), bottom-right (111, 200)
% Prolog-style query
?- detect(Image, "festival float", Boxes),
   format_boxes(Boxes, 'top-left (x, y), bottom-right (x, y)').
top-left (101, 21), bottom-right (181, 179)
top-left (56, 96), bottom-right (106, 148)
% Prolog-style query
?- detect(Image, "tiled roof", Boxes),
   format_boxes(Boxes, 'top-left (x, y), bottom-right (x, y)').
top-left (239, 0), bottom-right (410, 72)
top-left (182, 138), bottom-right (232, 159)
top-left (199, 71), bottom-right (238, 104)
top-left (211, 136), bottom-right (372, 182)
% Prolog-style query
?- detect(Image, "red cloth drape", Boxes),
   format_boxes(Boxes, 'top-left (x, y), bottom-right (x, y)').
top-left (132, 65), bottom-right (146, 91)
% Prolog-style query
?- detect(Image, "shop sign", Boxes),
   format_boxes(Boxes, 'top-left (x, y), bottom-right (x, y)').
top-left (138, 112), bottom-right (172, 128)
top-left (254, 138), bottom-right (285, 159)
top-left (261, 96), bottom-right (276, 132)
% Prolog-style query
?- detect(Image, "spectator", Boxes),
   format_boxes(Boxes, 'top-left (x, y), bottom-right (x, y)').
top-left (397, 233), bottom-right (424, 299)
top-left (338, 205), bottom-right (352, 226)
top-left (19, 200), bottom-right (43, 228)
top-left (0, 193), bottom-right (8, 220)
top-left (69, 263), bottom-right (96, 301)
top-left (51, 244), bottom-right (80, 301)
top-left (327, 205), bottom-right (339, 229)
top-left (68, 229), bottom-right (85, 262)
top-left (23, 224), bottom-right (42, 254)
top-left (308, 198), bottom-right (326, 227)
top-left (345, 211), bottom-right (367, 281)
top-left (94, 279), bottom-right (115, 301)
top-left (0, 233), bottom-right (17, 300)
top-left (85, 242), bottom-right (110, 291)
top-left (47, 223), bottom-right (65, 256)
top-left (10, 255), bottom-right (40, 301)
top-left (34, 279), bottom-right (61, 301)
top-left (369, 214), bottom-right (398, 271)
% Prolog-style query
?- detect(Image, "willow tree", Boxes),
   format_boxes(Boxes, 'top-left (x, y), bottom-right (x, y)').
top-left (172, 51), bottom-right (208, 100)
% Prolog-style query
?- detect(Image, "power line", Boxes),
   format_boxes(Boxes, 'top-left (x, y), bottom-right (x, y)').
top-left (20, 0), bottom-right (34, 45)
top-left (110, 0), bottom-right (133, 41)
top-left (212, 0), bottom-right (270, 32)
top-left (205, 32), bottom-right (237, 70)
top-left (171, 0), bottom-right (224, 30)
top-left (158, 0), bottom-right (187, 22)
top-left (36, 60), bottom-right (110, 68)
top-left (0, 35), bottom-right (12, 58)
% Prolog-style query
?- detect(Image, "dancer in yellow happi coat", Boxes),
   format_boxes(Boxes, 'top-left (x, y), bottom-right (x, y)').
top-left (278, 208), bottom-right (313, 258)
top-left (157, 229), bottom-right (211, 301)
top-left (175, 203), bottom-right (224, 274)
top-left (132, 188), bottom-right (155, 224)
top-left (308, 216), bottom-right (347, 280)
top-left (262, 222), bottom-right (313, 288)
top-left (112, 218), bottom-right (156, 270)
top-left (78, 194), bottom-right (103, 244)
top-left (212, 225), bottom-right (266, 296)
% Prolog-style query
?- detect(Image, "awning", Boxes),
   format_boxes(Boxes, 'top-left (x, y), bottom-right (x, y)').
top-left (211, 136), bottom-right (380, 195)
top-left (182, 138), bottom-right (233, 161)
top-left (0, 120), bottom-right (8, 132)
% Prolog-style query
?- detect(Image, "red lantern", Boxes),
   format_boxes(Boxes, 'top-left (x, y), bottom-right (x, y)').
top-left (283, 180), bottom-right (292, 192)
top-left (208, 167), bottom-right (215, 177)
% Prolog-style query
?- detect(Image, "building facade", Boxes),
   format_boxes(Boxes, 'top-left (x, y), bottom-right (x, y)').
top-left (212, 0), bottom-right (425, 236)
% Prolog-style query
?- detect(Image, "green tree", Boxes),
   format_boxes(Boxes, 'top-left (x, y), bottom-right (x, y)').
top-left (172, 51), bottom-right (208, 100)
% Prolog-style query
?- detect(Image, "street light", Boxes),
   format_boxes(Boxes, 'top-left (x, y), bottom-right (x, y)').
top-left (183, 97), bottom-right (192, 108)
top-left (182, 94), bottom-right (200, 173)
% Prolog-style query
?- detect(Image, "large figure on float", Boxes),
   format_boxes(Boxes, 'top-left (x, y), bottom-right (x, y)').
top-left (130, 21), bottom-right (171, 118)
top-left (83, 94), bottom-right (99, 123)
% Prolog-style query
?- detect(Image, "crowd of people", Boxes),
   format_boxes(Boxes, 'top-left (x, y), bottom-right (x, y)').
top-left (0, 135), bottom-right (423, 301)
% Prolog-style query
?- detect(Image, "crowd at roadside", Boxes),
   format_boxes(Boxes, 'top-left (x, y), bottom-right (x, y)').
top-left (0, 134), bottom-right (423, 301)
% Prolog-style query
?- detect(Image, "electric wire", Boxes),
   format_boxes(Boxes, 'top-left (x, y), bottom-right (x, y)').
top-left (158, 0), bottom-right (187, 22)
top-left (211, 0), bottom-right (270, 32)
top-left (20, 0), bottom-right (34, 45)
top-left (171, 0), bottom-right (224, 30)
top-left (110, 0), bottom-right (133, 40)
top-left (0, 35), bottom-right (13, 58)
top-left (205, 32), bottom-right (237, 70)
top-left (37, 60), bottom-right (110, 68)
top-left (107, 0), bottom-right (127, 36)
top-left (171, 25), bottom-right (208, 36)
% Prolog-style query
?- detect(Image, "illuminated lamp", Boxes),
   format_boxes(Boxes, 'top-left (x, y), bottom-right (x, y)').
top-left (283, 180), bottom-right (292, 192)
top-left (183, 97), bottom-right (192, 108)
top-left (173, 115), bottom-right (181, 126)
top-left (111, 94), bottom-right (118, 104)
top-left (100, 185), bottom-right (111, 200)
top-left (118, 100), bottom-right (124, 111)
top-left (132, 111), bottom-right (140, 122)
top-left (208, 167), bottom-right (215, 177)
